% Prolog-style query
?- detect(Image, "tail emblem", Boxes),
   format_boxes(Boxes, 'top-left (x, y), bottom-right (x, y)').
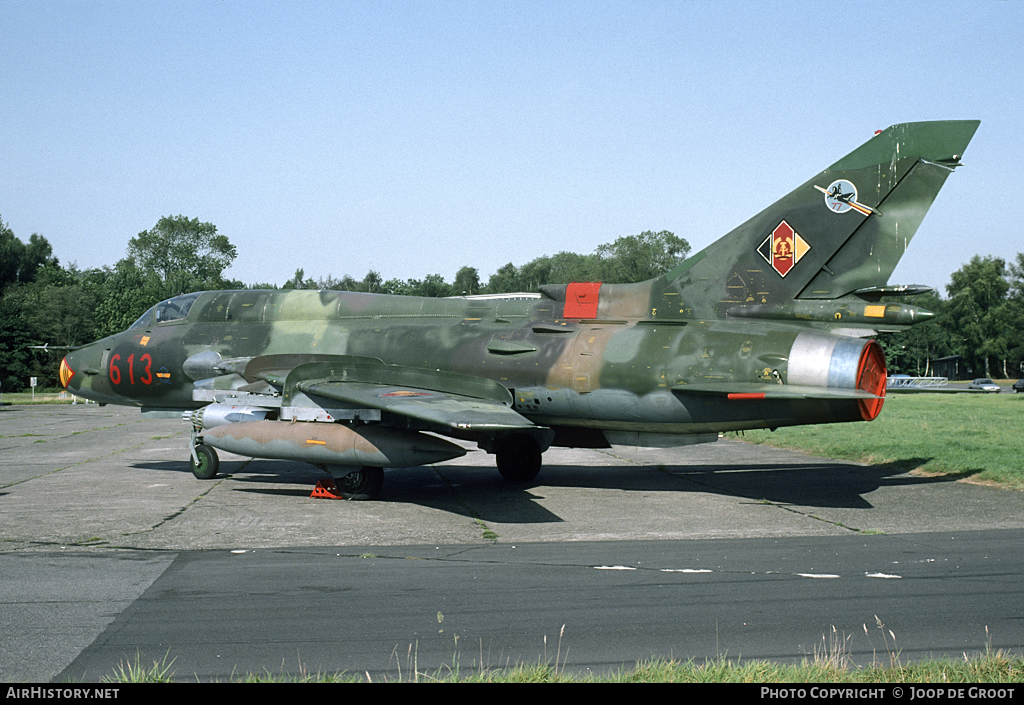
top-left (758, 220), bottom-right (810, 277)
top-left (815, 179), bottom-right (874, 216)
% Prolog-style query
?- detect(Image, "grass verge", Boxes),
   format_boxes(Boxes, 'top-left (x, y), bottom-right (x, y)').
top-left (103, 648), bottom-right (1024, 683)
top-left (728, 393), bottom-right (1024, 489)
top-left (0, 390), bottom-right (88, 405)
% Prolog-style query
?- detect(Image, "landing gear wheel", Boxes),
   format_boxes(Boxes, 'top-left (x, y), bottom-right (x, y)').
top-left (190, 443), bottom-right (219, 480)
top-left (495, 435), bottom-right (542, 482)
top-left (335, 467), bottom-right (384, 500)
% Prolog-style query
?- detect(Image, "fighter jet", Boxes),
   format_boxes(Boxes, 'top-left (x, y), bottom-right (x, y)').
top-left (60, 120), bottom-right (980, 499)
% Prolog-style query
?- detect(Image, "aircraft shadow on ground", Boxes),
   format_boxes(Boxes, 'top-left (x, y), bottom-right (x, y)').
top-left (657, 458), bottom-right (975, 509)
top-left (129, 455), bottom-right (978, 525)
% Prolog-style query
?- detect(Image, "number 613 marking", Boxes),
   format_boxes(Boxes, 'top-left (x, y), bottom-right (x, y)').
top-left (109, 353), bottom-right (153, 385)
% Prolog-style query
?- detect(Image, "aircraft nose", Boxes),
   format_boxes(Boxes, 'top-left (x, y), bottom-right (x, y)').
top-left (60, 345), bottom-right (106, 400)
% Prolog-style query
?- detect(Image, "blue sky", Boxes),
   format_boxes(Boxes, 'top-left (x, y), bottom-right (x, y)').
top-left (2, 1), bottom-right (1020, 293)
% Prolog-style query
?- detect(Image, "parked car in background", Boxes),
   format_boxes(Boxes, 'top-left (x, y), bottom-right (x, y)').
top-left (968, 378), bottom-right (1001, 393)
top-left (1013, 379), bottom-right (1024, 394)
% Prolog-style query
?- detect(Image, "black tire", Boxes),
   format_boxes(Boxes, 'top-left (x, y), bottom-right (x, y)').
top-left (335, 467), bottom-right (384, 500)
top-left (495, 435), bottom-right (542, 482)
top-left (191, 443), bottom-right (219, 480)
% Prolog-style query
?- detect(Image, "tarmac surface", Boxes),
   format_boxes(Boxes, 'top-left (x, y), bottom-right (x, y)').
top-left (3, 404), bottom-right (1024, 681)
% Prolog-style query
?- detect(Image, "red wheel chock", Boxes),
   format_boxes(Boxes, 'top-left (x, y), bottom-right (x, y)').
top-left (310, 479), bottom-right (343, 500)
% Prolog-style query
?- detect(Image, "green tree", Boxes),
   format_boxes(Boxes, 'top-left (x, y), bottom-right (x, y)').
top-left (0, 264), bottom-right (99, 388)
top-left (1005, 253), bottom-right (1024, 375)
top-left (126, 215), bottom-right (236, 293)
top-left (87, 215), bottom-right (234, 346)
top-left (282, 268), bottom-right (317, 290)
top-left (944, 255), bottom-right (1011, 378)
top-left (1, 218), bottom-right (59, 289)
top-left (0, 216), bottom-right (19, 286)
top-left (317, 273), bottom-right (360, 291)
top-left (485, 262), bottom-right (521, 294)
top-left (879, 291), bottom-right (952, 375)
top-left (18, 264), bottom-right (97, 349)
top-left (0, 293), bottom-right (33, 391)
top-left (516, 257), bottom-right (553, 292)
top-left (417, 273), bottom-right (453, 298)
top-left (484, 230), bottom-right (689, 293)
top-left (0, 221), bottom-right (68, 389)
top-left (546, 251), bottom-right (602, 284)
top-left (362, 270), bottom-right (383, 293)
top-left (452, 266), bottom-right (480, 296)
top-left (380, 278), bottom-right (416, 296)
top-left (18, 234), bottom-right (58, 283)
top-left (1009, 253), bottom-right (1024, 300)
top-left (91, 259), bottom-right (166, 338)
top-left (595, 230), bottom-right (690, 283)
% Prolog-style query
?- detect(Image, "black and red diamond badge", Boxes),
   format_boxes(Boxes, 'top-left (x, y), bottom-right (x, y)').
top-left (758, 220), bottom-right (810, 277)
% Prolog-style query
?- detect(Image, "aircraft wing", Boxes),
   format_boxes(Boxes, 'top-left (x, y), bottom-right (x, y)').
top-left (262, 356), bottom-right (539, 435)
top-left (298, 379), bottom-right (538, 433)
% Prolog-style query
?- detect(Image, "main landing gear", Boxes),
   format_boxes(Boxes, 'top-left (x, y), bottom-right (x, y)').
top-left (324, 466), bottom-right (385, 501)
top-left (494, 434), bottom-right (543, 482)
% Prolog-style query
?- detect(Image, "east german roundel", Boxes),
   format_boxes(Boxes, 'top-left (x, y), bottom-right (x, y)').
top-left (757, 220), bottom-right (809, 277)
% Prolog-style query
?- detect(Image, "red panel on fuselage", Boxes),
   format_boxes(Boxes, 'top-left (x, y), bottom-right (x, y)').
top-left (564, 282), bottom-right (601, 319)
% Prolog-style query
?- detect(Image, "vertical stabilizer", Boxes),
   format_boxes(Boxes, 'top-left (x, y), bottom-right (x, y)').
top-left (661, 121), bottom-right (980, 318)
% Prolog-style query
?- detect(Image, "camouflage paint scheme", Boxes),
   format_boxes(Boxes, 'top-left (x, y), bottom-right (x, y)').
top-left (61, 121), bottom-right (980, 499)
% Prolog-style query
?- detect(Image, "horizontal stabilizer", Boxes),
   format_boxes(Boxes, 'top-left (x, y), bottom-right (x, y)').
top-left (672, 382), bottom-right (883, 401)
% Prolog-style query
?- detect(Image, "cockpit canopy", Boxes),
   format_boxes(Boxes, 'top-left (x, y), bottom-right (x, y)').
top-left (128, 292), bottom-right (203, 329)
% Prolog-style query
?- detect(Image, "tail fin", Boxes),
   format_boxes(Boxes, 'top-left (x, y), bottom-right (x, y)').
top-left (662, 121), bottom-right (980, 319)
